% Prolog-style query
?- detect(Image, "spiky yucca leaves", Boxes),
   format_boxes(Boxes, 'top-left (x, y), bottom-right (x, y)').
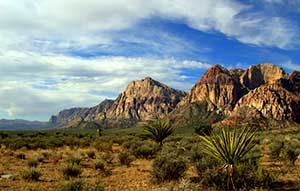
top-left (199, 127), bottom-right (256, 190)
top-left (143, 120), bottom-right (175, 146)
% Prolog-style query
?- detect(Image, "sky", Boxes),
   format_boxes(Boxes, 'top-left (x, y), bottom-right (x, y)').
top-left (0, 0), bottom-right (300, 121)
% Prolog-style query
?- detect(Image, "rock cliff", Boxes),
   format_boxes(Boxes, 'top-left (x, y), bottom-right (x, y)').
top-left (177, 65), bottom-right (244, 112)
top-left (106, 77), bottom-right (186, 121)
top-left (240, 63), bottom-right (287, 90)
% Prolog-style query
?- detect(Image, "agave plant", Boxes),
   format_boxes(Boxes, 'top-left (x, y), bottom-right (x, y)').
top-left (199, 127), bottom-right (256, 190)
top-left (143, 120), bottom-right (175, 147)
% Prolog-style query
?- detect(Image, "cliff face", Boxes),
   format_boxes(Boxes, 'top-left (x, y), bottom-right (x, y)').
top-left (106, 77), bottom-right (186, 121)
top-left (174, 63), bottom-right (300, 127)
top-left (50, 107), bottom-right (89, 127)
top-left (178, 65), bottom-right (244, 112)
top-left (50, 99), bottom-right (114, 127)
top-left (288, 71), bottom-right (300, 94)
top-left (240, 63), bottom-right (287, 90)
top-left (233, 84), bottom-right (300, 122)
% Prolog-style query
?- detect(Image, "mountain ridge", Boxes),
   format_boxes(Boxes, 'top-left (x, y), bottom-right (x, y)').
top-left (49, 63), bottom-right (300, 129)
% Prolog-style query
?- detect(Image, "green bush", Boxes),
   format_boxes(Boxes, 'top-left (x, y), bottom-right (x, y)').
top-left (95, 159), bottom-right (105, 171)
top-left (27, 158), bottom-right (39, 167)
top-left (94, 141), bottom-right (113, 152)
top-left (270, 141), bottom-right (284, 159)
top-left (60, 179), bottom-right (105, 191)
top-left (21, 168), bottom-right (42, 181)
top-left (152, 151), bottom-right (187, 181)
top-left (118, 151), bottom-right (133, 166)
top-left (15, 152), bottom-right (26, 159)
top-left (123, 139), bottom-right (158, 159)
top-left (86, 150), bottom-right (96, 159)
top-left (61, 179), bottom-right (84, 191)
top-left (62, 164), bottom-right (82, 180)
top-left (196, 157), bottom-right (274, 189)
top-left (134, 143), bottom-right (158, 159)
top-left (67, 155), bottom-right (82, 165)
top-left (280, 142), bottom-right (300, 165)
top-left (194, 124), bottom-right (212, 136)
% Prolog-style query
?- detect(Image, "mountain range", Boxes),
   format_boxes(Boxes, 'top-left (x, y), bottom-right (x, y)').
top-left (49, 63), bottom-right (300, 129)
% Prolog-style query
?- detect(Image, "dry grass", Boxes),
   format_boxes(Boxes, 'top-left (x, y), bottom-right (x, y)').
top-left (1, 128), bottom-right (300, 191)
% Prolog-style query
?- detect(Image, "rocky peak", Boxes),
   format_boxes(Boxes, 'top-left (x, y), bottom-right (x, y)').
top-left (240, 63), bottom-right (287, 90)
top-left (106, 77), bottom-right (186, 121)
top-left (178, 64), bottom-right (243, 111)
top-left (50, 107), bottom-right (89, 127)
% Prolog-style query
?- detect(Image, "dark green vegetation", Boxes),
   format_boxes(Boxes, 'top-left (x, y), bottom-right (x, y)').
top-left (142, 120), bottom-right (175, 146)
top-left (1, 125), bottom-right (300, 190)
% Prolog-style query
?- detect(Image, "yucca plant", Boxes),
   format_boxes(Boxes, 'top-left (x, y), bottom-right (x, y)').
top-left (143, 120), bottom-right (175, 147)
top-left (199, 127), bottom-right (256, 190)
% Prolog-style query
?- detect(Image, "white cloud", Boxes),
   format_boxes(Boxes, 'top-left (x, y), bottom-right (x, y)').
top-left (282, 60), bottom-right (300, 71)
top-left (0, 0), bottom-right (299, 120)
top-left (0, 0), bottom-right (298, 51)
top-left (0, 50), bottom-right (210, 120)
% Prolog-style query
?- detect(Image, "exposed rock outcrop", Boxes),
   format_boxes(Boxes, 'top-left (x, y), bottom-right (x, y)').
top-left (50, 107), bottom-right (89, 127)
top-left (106, 77), bottom-right (186, 121)
top-left (178, 65), bottom-right (244, 112)
top-left (240, 63), bottom-right (287, 90)
top-left (222, 84), bottom-right (300, 127)
top-left (50, 99), bottom-right (114, 127)
top-left (51, 77), bottom-right (186, 128)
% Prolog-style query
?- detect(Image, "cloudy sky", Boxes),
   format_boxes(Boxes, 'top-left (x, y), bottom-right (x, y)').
top-left (0, 0), bottom-right (300, 121)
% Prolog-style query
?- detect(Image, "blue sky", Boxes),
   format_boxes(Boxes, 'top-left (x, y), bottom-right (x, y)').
top-left (0, 0), bottom-right (299, 121)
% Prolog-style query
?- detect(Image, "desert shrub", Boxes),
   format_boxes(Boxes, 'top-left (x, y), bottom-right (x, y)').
top-left (67, 155), bottom-right (82, 165)
top-left (152, 150), bottom-right (188, 181)
top-left (60, 179), bottom-right (105, 191)
top-left (133, 142), bottom-right (159, 159)
top-left (21, 168), bottom-right (42, 181)
top-left (280, 141), bottom-right (300, 165)
top-left (118, 151), bottom-right (133, 166)
top-left (123, 139), bottom-right (158, 159)
top-left (86, 150), bottom-right (96, 159)
top-left (27, 158), bottom-right (39, 167)
top-left (142, 120), bottom-right (175, 146)
top-left (95, 158), bottom-right (105, 171)
top-left (101, 153), bottom-right (114, 164)
top-left (86, 179), bottom-right (105, 191)
top-left (195, 152), bottom-right (274, 189)
top-left (15, 152), bottom-right (26, 159)
top-left (41, 151), bottom-right (51, 159)
top-left (194, 124), bottom-right (212, 136)
top-left (94, 141), bottom-right (113, 152)
top-left (270, 141), bottom-right (284, 159)
top-left (62, 164), bottom-right (82, 180)
top-left (61, 179), bottom-right (85, 191)
top-left (0, 132), bottom-right (8, 139)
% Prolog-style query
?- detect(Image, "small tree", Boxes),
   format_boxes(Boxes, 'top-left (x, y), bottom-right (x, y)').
top-left (143, 120), bottom-right (175, 147)
top-left (199, 127), bottom-right (256, 190)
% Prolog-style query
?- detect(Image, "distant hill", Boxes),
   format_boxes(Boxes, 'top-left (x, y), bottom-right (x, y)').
top-left (0, 119), bottom-right (50, 130)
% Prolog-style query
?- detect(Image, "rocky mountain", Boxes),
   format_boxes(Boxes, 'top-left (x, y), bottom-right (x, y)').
top-left (177, 64), bottom-right (245, 112)
top-left (106, 77), bottom-right (186, 121)
top-left (50, 63), bottom-right (300, 129)
top-left (0, 119), bottom-right (50, 130)
top-left (171, 63), bottom-right (300, 128)
top-left (240, 63), bottom-right (287, 90)
top-left (50, 99), bottom-right (114, 128)
top-left (50, 77), bottom-right (186, 128)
